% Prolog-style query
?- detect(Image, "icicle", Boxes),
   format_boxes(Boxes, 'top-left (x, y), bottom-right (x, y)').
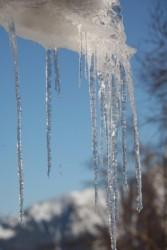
top-left (106, 120), bottom-right (117, 250)
top-left (99, 77), bottom-right (106, 170)
top-left (101, 65), bottom-right (117, 250)
top-left (8, 21), bottom-right (24, 222)
top-left (101, 55), bottom-right (122, 250)
top-left (78, 25), bottom-right (84, 87)
top-left (121, 82), bottom-right (128, 188)
top-left (110, 74), bottom-right (120, 250)
top-left (107, 184), bottom-right (117, 250)
top-left (1, 1), bottom-right (143, 249)
top-left (120, 63), bottom-right (128, 188)
top-left (52, 49), bottom-right (61, 95)
top-left (89, 54), bottom-right (98, 205)
top-left (112, 78), bottom-right (118, 188)
top-left (126, 61), bottom-right (143, 212)
top-left (84, 32), bottom-right (89, 80)
top-left (45, 49), bottom-right (52, 177)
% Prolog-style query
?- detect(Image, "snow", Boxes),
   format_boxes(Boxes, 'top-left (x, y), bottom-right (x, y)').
top-left (0, 169), bottom-right (165, 249)
top-left (0, 0), bottom-right (122, 52)
top-left (0, 227), bottom-right (15, 240)
top-left (0, 189), bottom-right (108, 248)
top-left (0, 0), bottom-right (134, 68)
top-left (26, 189), bottom-right (106, 226)
top-left (0, 190), bottom-right (116, 250)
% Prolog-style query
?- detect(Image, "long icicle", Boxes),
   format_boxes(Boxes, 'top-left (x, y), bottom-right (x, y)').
top-left (106, 75), bottom-right (117, 250)
top-left (111, 75), bottom-right (119, 250)
top-left (89, 54), bottom-right (98, 205)
top-left (52, 49), bottom-right (61, 95)
top-left (126, 61), bottom-right (143, 212)
top-left (45, 49), bottom-right (52, 177)
top-left (120, 63), bottom-right (128, 188)
top-left (8, 21), bottom-right (24, 222)
top-left (78, 25), bottom-right (84, 87)
top-left (84, 32), bottom-right (89, 80)
top-left (112, 71), bottom-right (120, 221)
top-left (99, 77), bottom-right (106, 172)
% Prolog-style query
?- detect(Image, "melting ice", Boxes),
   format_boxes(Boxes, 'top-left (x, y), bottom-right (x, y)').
top-left (8, 21), bottom-right (24, 223)
top-left (0, 0), bottom-right (143, 249)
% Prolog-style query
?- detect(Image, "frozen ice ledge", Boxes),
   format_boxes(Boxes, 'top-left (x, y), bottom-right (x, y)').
top-left (0, 0), bottom-right (133, 56)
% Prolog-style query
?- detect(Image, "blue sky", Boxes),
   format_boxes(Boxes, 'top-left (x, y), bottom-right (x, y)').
top-left (0, 0), bottom-right (155, 216)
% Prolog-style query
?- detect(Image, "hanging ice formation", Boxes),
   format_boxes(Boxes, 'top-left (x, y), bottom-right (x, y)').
top-left (8, 21), bottom-right (24, 223)
top-left (45, 49), bottom-right (53, 177)
top-left (0, 0), bottom-right (142, 249)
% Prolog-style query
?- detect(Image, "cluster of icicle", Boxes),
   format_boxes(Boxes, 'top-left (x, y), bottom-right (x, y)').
top-left (78, 32), bottom-right (143, 250)
top-left (7, 3), bottom-right (142, 250)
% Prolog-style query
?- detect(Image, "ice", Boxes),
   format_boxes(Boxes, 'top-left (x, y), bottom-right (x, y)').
top-left (120, 63), bottom-right (128, 188)
top-left (8, 21), bottom-right (24, 223)
top-left (52, 49), bottom-right (61, 95)
top-left (126, 62), bottom-right (143, 211)
top-left (0, 0), bottom-right (143, 248)
top-left (99, 79), bottom-right (106, 170)
top-left (45, 49), bottom-right (52, 177)
top-left (0, 0), bottom-right (135, 62)
top-left (78, 28), bottom-right (89, 86)
top-left (78, 25), bottom-right (84, 87)
top-left (84, 32), bottom-right (89, 80)
top-left (89, 54), bottom-right (99, 205)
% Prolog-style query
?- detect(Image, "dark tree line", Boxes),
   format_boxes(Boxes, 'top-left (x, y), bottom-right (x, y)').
top-left (119, 1), bottom-right (167, 249)
top-left (141, 0), bottom-right (167, 151)
top-left (142, 0), bottom-right (167, 243)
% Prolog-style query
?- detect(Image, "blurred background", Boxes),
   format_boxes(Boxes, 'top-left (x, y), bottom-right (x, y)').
top-left (0, 0), bottom-right (167, 249)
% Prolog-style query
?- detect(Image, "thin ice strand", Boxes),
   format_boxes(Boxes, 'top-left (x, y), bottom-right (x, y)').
top-left (126, 62), bottom-right (143, 212)
top-left (89, 54), bottom-right (98, 205)
top-left (78, 25), bottom-right (83, 87)
top-left (45, 49), bottom-right (52, 177)
top-left (106, 88), bottom-right (117, 250)
top-left (52, 49), bottom-right (61, 95)
top-left (8, 21), bottom-right (24, 222)
top-left (84, 32), bottom-right (89, 80)
top-left (120, 64), bottom-right (128, 188)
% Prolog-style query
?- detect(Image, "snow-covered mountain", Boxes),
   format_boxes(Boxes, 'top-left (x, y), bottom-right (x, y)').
top-left (0, 166), bottom-right (165, 250)
top-left (0, 189), bottom-right (110, 250)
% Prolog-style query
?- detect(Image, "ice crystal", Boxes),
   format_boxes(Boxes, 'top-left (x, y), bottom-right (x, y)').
top-left (0, 0), bottom-right (143, 249)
